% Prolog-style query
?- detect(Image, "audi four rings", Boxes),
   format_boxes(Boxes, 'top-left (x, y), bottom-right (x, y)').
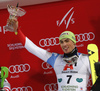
top-left (9, 63), bottom-right (30, 73)
top-left (42, 62), bottom-right (53, 70)
top-left (39, 37), bottom-right (59, 47)
top-left (75, 32), bottom-right (95, 42)
top-left (11, 86), bottom-right (33, 91)
top-left (44, 83), bottom-right (58, 91)
top-left (39, 32), bottom-right (95, 47)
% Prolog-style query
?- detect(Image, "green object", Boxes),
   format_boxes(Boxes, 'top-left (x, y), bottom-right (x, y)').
top-left (0, 67), bottom-right (9, 88)
top-left (76, 78), bottom-right (83, 83)
top-left (59, 31), bottom-right (76, 44)
top-left (15, 32), bottom-right (18, 35)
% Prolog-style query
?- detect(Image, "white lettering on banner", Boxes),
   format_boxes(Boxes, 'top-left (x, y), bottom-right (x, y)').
top-left (56, 7), bottom-right (75, 29)
top-left (0, 26), bottom-right (2, 32)
top-left (9, 63), bottom-right (30, 74)
top-left (0, 26), bottom-right (8, 34)
top-left (10, 75), bottom-right (19, 78)
top-left (46, 48), bottom-right (50, 52)
top-left (7, 43), bottom-right (25, 50)
top-left (11, 86), bottom-right (33, 91)
top-left (76, 44), bottom-right (84, 47)
top-left (44, 83), bottom-right (58, 91)
top-left (43, 71), bottom-right (53, 74)
top-left (3, 26), bottom-right (8, 34)
top-left (39, 32), bottom-right (95, 47)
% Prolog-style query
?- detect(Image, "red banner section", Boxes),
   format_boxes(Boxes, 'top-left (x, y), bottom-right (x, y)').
top-left (0, 0), bottom-right (100, 90)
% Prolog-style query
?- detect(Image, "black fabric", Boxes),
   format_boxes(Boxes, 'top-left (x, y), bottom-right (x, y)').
top-left (63, 47), bottom-right (78, 57)
top-left (95, 62), bottom-right (100, 76)
top-left (91, 77), bottom-right (100, 91)
top-left (91, 62), bottom-right (100, 91)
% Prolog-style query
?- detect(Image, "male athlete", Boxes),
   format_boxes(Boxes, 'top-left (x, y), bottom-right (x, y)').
top-left (6, 19), bottom-right (91, 91)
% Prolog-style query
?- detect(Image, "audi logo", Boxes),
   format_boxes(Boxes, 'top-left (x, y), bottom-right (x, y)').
top-left (42, 62), bottom-right (52, 70)
top-left (44, 83), bottom-right (58, 91)
top-left (39, 32), bottom-right (95, 47)
top-left (39, 37), bottom-right (59, 47)
top-left (11, 86), bottom-right (33, 91)
top-left (9, 63), bottom-right (30, 73)
top-left (75, 32), bottom-right (95, 43)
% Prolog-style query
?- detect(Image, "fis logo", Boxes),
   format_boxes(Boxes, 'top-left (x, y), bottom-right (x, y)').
top-left (56, 7), bottom-right (75, 29)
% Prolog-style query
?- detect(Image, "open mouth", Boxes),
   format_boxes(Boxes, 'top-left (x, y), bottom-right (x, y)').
top-left (63, 47), bottom-right (69, 52)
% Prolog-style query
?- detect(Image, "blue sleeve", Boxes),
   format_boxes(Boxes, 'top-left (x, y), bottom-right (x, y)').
top-left (47, 53), bottom-right (59, 68)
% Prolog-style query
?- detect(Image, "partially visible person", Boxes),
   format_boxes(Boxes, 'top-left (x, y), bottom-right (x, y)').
top-left (0, 71), bottom-right (11, 91)
top-left (91, 62), bottom-right (100, 91)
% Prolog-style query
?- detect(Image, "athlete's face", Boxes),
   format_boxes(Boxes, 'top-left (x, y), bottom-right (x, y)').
top-left (59, 38), bottom-right (75, 54)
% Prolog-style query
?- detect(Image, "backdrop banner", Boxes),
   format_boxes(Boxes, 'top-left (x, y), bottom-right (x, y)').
top-left (0, 0), bottom-right (100, 90)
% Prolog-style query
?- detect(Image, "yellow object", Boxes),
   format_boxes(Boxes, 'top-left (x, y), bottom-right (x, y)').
top-left (15, 32), bottom-right (18, 35)
top-left (87, 44), bottom-right (99, 85)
